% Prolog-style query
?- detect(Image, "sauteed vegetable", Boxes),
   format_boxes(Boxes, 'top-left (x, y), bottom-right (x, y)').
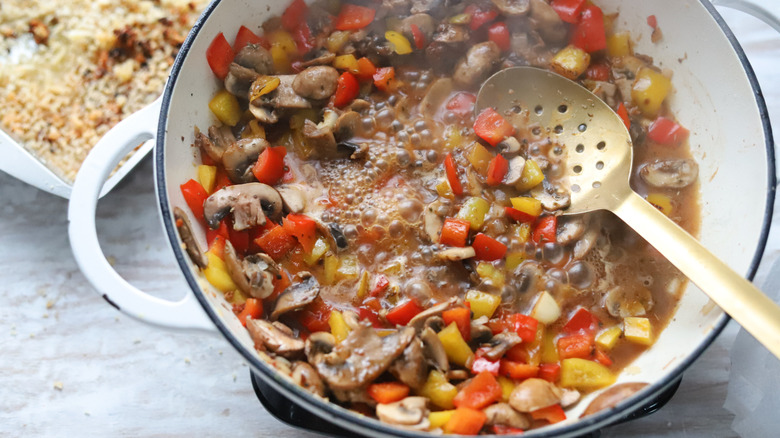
top-left (176, 0), bottom-right (699, 433)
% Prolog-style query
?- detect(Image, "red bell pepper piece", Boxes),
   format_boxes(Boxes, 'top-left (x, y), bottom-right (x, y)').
top-left (474, 108), bottom-right (516, 147)
top-left (334, 71), bottom-right (360, 107)
top-left (386, 299), bottom-right (424, 326)
top-left (206, 220), bottom-right (229, 248)
top-left (334, 4), bottom-right (375, 30)
top-left (471, 352), bottom-right (501, 376)
top-left (510, 313), bottom-right (539, 343)
top-left (557, 333), bottom-right (595, 360)
top-left (180, 179), bottom-right (209, 220)
top-left (505, 207), bottom-right (537, 224)
top-left (499, 360), bottom-right (539, 380)
top-left (538, 363), bottom-right (561, 382)
top-left (410, 24), bottom-right (425, 49)
top-left (491, 425), bottom-right (526, 435)
top-left (487, 22), bottom-right (511, 51)
top-left (551, 0), bottom-right (587, 23)
top-left (446, 92), bottom-right (477, 119)
top-left (530, 404), bottom-right (567, 424)
top-left (237, 298), bottom-right (263, 327)
top-left (647, 116), bottom-right (689, 146)
top-left (532, 216), bottom-right (557, 243)
top-left (254, 224), bottom-right (297, 261)
top-left (444, 153), bottom-right (464, 196)
top-left (443, 307), bottom-right (472, 342)
top-left (270, 268), bottom-right (291, 299)
top-left (367, 382), bottom-right (410, 404)
top-left (281, 0), bottom-right (309, 32)
top-left (444, 407), bottom-right (488, 435)
top-left (206, 32), bottom-right (235, 80)
top-left (570, 5), bottom-right (607, 53)
top-left (486, 154), bottom-right (509, 186)
top-left (355, 57), bottom-right (377, 81)
top-left (282, 213), bottom-right (318, 253)
top-left (369, 274), bottom-right (390, 297)
top-left (472, 233), bottom-right (507, 261)
top-left (213, 168), bottom-right (232, 193)
top-left (453, 371), bottom-right (502, 410)
top-left (440, 218), bottom-right (470, 247)
top-left (228, 226), bottom-right (250, 255)
top-left (562, 307), bottom-right (599, 335)
top-left (616, 102), bottom-right (631, 130)
top-left (594, 348), bottom-right (613, 367)
top-left (252, 146), bottom-right (287, 185)
top-left (299, 298), bottom-right (332, 333)
top-left (233, 25), bottom-right (265, 53)
top-left (359, 298), bottom-right (385, 328)
top-left (585, 62), bottom-right (610, 81)
top-left (464, 4), bottom-right (498, 31)
top-left (372, 67), bottom-right (395, 92)
top-left (647, 14), bottom-right (658, 29)
top-left (293, 22), bottom-right (315, 54)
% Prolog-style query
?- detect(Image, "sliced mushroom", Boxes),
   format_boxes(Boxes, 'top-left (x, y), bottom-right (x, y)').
top-left (249, 103), bottom-right (279, 124)
top-left (224, 62), bottom-right (260, 98)
top-left (419, 78), bottom-right (453, 118)
top-left (271, 273), bottom-right (319, 320)
top-left (639, 158), bottom-right (699, 189)
top-left (348, 99), bottom-right (371, 113)
top-left (423, 202), bottom-right (445, 243)
top-left (491, 0), bottom-right (530, 16)
top-left (332, 387), bottom-right (376, 405)
top-left (234, 43), bottom-right (273, 74)
top-left (308, 323), bottom-right (415, 390)
top-left (509, 378), bottom-right (564, 413)
top-left (305, 331), bottom-right (336, 358)
top-left (531, 183), bottom-right (571, 211)
top-left (292, 361), bottom-right (326, 397)
top-left (497, 137), bottom-right (522, 155)
top-left (303, 119), bottom-right (338, 156)
top-left (276, 184), bottom-right (307, 214)
top-left (470, 321), bottom-right (493, 345)
top-left (423, 316), bottom-right (446, 333)
top-left (389, 337), bottom-right (428, 390)
top-left (246, 319), bottom-right (305, 359)
top-left (604, 285), bottom-right (654, 317)
top-left (292, 66), bottom-right (339, 100)
top-left (582, 382), bottom-right (647, 417)
top-left (560, 388), bottom-right (581, 408)
top-left (376, 396), bottom-right (429, 427)
top-left (334, 111), bottom-right (361, 141)
top-left (433, 23), bottom-right (470, 44)
top-left (300, 50), bottom-right (337, 68)
top-left (407, 298), bottom-right (458, 333)
top-left (264, 75), bottom-right (312, 109)
top-left (174, 207), bottom-right (207, 268)
top-left (484, 403), bottom-right (532, 429)
top-left (195, 129), bottom-right (222, 164)
top-left (421, 327), bottom-right (449, 373)
top-left (529, 0), bottom-right (567, 45)
top-left (328, 223), bottom-right (349, 249)
top-left (557, 216), bottom-right (587, 246)
top-left (222, 137), bottom-right (269, 183)
top-left (482, 332), bottom-right (522, 361)
top-left (224, 240), bottom-right (279, 299)
top-left (201, 125), bottom-right (236, 163)
top-left (504, 156), bottom-right (527, 185)
top-left (448, 369), bottom-right (470, 381)
top-left (202, 183), bottom-right (283, 230)
top-left (573, 226), bottom-right (600, 259)
top-left (453, 41), bottom-right (501, 88)
top-left (437, 246), bottom-right (476, 261)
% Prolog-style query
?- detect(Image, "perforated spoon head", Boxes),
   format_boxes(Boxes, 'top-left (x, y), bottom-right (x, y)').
top-left (476, 67), bottom-right (634, 215)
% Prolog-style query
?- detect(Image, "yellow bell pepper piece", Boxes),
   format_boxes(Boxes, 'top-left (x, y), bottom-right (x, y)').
top-left (289, 109), bottom-right (318, 130)
top-left (438, 322), bottom-right (474, 368)
top-left (420, 370), bottom-right (458, 409)
top-left (467, 142), bottom-right (493, 175)
top-left (270, 45), bottom-right (291, 74)
top-left (203, 252), bottom-right (238, 293)
top-left (632, 67), bottom-right (672, 117)
top-left (647, 193), bottom-right (673, 216)
top-left (540, 330), bottom-right (560, 364)
top-left (607, 31), bottom-right (632, 57)
top-left (436, 179), bottom-right (454, 199)
top-left (550, 45), bottom-right (591, 80)
top-left (596, 326), bottom-right (623, 350)
top-left (268, 30), bottom-right (297, 55)
top-left (197, 165), bottom-right (217, 194)
top-left (623, 317), bottom-right (653, 345)
top-left (429, 410), bottom-right (456, 429)
top-left (497, 376), bottom-right (516, 402)
top-left (476, 262), bottom-right (505, 289)
top-left (328, 310), bottom-right (351, 343)
top-left (333, 54), bottom-right (360, 73)
top-left (208, 90), bottom-right (241, 127)
top-left (303, 236), bottom-right (330, 266)
top-left (449, 13), bottom-right (470, 24)
top-left (242, 120), bottom-right (266, 139)
top-left (456, 197), bottom-right (490, 231)
top-left (560, 358), bottom-right (617, 390)
top-left (465, 290), bottom-right (501, 319)
top-left (444, 125), bottom-right (462, 151)
top-left (323, 254), bottom-right (340, 285)
top-left (505, 252), bottom-right (525, 271)
top-left (385, 31), bottom-right (413, 55)
top-left (515, 159), bottom-right (545, 192)
top-left (356, 271), bottom-right (370, 299)
top-left (337, 255), bottom-right (359, 280)
top-left (229, 288), bottom-right (248, 305)
top-left (510, 196), bottom-right (542, 217)
top-left (511, 223), bottom-right (531, 244)
top-left (249, 75), bottom-right (281, 102)
top-left (326, 30), bottom-right (351, 53)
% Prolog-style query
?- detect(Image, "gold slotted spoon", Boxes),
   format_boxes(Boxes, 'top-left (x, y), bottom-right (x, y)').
top-left (476, 66), bottom-right (780, 360)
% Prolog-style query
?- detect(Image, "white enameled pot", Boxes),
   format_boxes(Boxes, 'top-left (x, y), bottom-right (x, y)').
top-left (68, 0), bottom-right (778, 436)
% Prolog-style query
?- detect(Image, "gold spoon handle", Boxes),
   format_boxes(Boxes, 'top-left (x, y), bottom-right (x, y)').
top-left (613, 190), bottom-right (780, 360)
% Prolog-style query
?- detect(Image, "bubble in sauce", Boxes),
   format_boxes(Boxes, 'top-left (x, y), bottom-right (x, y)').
top-left (398, 198), bottom-right (424, 223)
top-left (568, 261), bottom-right (594, 289)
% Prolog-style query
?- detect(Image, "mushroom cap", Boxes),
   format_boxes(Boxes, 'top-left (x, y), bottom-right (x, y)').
top-left (509, 378), bottom-right (564, 412)
top-left (174, 207), bottom-right (207, 268)
top-left (484, 403), bottom-right (531, 429)
top-left (223, 240), bottom-right (278, 299)
top-left (639, 158), bottom-right (699, 189)
top-left (222, 137), bottom-right (269, 184)
top-left (376, 396), bottom-right (429, 426)
top-left (246, 318), bottom-right (304, 359)
top-left (202, 183), bottom-right (283, 230)
top-left (270, 273), bottom-right (319, 320)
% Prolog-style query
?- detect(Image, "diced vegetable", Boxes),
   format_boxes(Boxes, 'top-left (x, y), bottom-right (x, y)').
top-left (540, 331), bottom-right (560, 364)
top-left (623, 316), bottom-right (653, 345)
top-left (302, 236), bottom-right (329, 265)
top-left (467, 143), bottom-right (493, 174)
top-left (560, 358), bottom-right (617, 390)
top-left (550, 45), bottom-right (591, 80)
top-left (474, 108), bottom-right (516, 147)
top-left (429, 410), bottom-right (456, 429)
top-left (440, 218), bottom-right (471, 247)
top-left (373, 67), bottom-right (395, 92)
top-left (252, 146), bottom-right (287, 185)
top-left (335, 4), bottom-right (376, 31)
top-left (596, 326), bottom-right (623, 350)
top-left (648, 116), bottom-right (689, 146)
top-left (281, 0), bottom-right (308, 31)
top-left (585, 62), bottom-right (610, 81)
top-left (443, 307), bottom-right (472, 342)
top-left (505, 252), bottom-right (525, 271)
top-left (438, 322), bottom-right (474, 367)
top-left (180, 179), bottom-right (209, 221)
top-left (538, 363), bottom-right (561, 382)
top-left (471, 354), bottom-right (501, 376)
top-left (333, 71), bottom-right (360, 107)
top-left (369, 274), bottom-right (390, 297)
top-left (333, 54), bottom-right (360, 73)
top-left (209, 90), bottom-right (241, 126)
top-left (511, 313), bottom-right (539, 343)
top-left (453, 371), bottom-right (502, 409)
top-left (594, 348), bottom-right (613, 367)
top-left (410, 24), bottom-right (425, 49)
top-left (512, 223), bottom-right (532, 244)
top-left (486, 154), bottom-right (509, 186)
top-left (557, 333), bottom-right (594, 360)
top-left (499, 360), bottom-right (539, 380)
top-left (530, 404), bottom-right (567, 424)
top-left (299, 299), bottom-right (333, 333)
top-left (237, 298), bottom-right (263, 326)
top-left (562, 307), bottom-right (599, 335)
top-left (551, 0), bottom-right (587, 23)
top-left (456, 197), bottom-right (490, 230)
top-left (497, 376), bottom-right (515, 402)
top-left (268, 30), bottom-right (298, 55)
top-left (466, 290), bottom-right (501, 319)
top-left (203, 251), bottom-right (238, 293)
top-left (476, 262), bottom-right (505, 289)
top-left (197, 165), bottom-right (217, 194)
top-left (385, 31), bottom-right (413, 55)
top-left (487, 22), bottom-right (511, 51)
top-left (436, 179), bottom-right (454, 199)
top-left (326, 30), bottom-right (351, 53)
top-left (282, 213), bottom-right (317, 253)
top-left (444, 407), bottom-right (488, 435)
top-left (337, 255), bottom-right (359, 280)
top-left (570, 5), bottom-right (607, 52)
top-left (206, 32), bottom-right (234, 80)
top-left (322, 255), bottom-right (339, 285)
top-left (511, 197), bottom-right (542, 217)
top-left (616, 102), bottom-right (631, 130)
top-left (444, 153), bottom-right (464, 196)
top-left (607, 31), bottom-right (633, 57)
top-left (254, 224), bottom-right (297, 261)
top-left (647, 193), bottom-right (673, 216)
top-left (386, 299), bottom-right (424, 326)
top-left (367, 382), bottom-right (410, 404)
top-left (514, 159), bottom-right (545, 192)
top-left (632, 67), bottom-right (672, 117)
top-left (532, 216), bottom-right (557, 244)
top-left (464, 4), bottom-right (498, 31)
top-left (270, 45), bottom-right (291, 73)
top-left (355, 57), bottom-right (377, 80)
top-left (472, 233), bottom-right (507, 261)
top-left (421, 370), bottom-right (459, 409)
top-left (647, 14), bottom-right (658, 29)
top-left (234, 25), bottom-right (265, 53)
top-left (505, 207), bottom-right (536, 223)
top-left (443, 125), bottom-right (463, 150)
top-left (447, 92), bottom-right (477, 119)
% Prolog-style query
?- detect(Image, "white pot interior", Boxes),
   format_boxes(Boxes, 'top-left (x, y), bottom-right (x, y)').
top-left (157, 0), bottom-right (773, 435)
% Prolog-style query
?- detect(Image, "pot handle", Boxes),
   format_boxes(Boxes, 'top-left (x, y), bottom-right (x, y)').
top-left (711, 0), bottom-right (780, 33)
top-left (68, 96), bottom-right (215, 333)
